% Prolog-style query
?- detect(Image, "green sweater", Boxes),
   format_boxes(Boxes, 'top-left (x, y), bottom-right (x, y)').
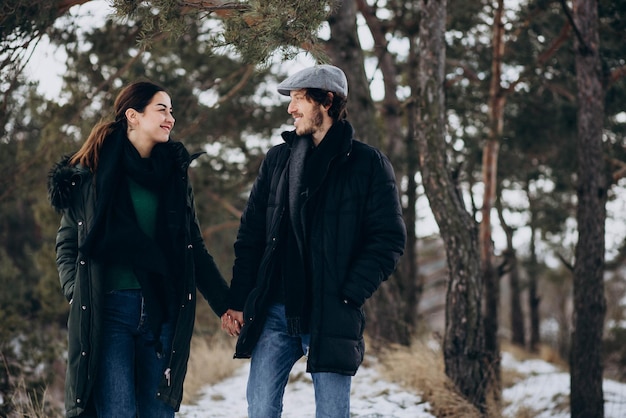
top-left (105, 178), bottom-right (158, 291)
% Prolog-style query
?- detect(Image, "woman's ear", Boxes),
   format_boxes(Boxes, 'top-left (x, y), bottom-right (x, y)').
top-left (125, 108), bottom-right (137, 126)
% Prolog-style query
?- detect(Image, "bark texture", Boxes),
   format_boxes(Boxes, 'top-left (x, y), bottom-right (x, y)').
top-left (327, 0), bottom-right (410, 345)
top-left (482, 0), bottom-right (505, 405)
top-left (326, 0), bottom-right (382, 149)
top-left (570, 0), bottom-right (607, 416)
top-left (416, 0), bottom-right (487, 411)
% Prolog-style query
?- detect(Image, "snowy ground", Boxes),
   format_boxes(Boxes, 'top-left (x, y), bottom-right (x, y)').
top-left (179, 353), bottom-right (626, 418)
top-left (502, 352), bottom-right (626, 418)
top-left (179, 357), bottom-right (433, 418)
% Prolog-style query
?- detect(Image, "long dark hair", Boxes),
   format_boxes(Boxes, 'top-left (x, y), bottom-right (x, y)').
top-left (70, 81), bottom-right (167, 171)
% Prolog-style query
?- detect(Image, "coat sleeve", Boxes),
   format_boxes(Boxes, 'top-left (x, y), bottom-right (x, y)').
top-left (188, 184), bottom-right (230, 317)
top-left (341, 152), bottom-right (407, 307)
top-left (56, 211), bottom-right (78, 302)
top-left (229, 149), bottom-right (278, 311)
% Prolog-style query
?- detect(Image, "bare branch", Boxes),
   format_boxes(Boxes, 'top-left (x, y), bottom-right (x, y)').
top-left (537, 22), bottom-right (571, 66)
top-left (608, 157), bottom-right (626, 183)
top-left (445, 59), bottom-right (481, 87)
top-left (505, 22), bottom-right (572, 94)
top-left (178, 0), bottom-right (250, 16)
top-left (205, 189), bottom-right (242, 219)
top-left (559, 0), bottom-right (591, 55)
top-left (175, 64), bottom-right (254, 139)
top-left (609, 65), bottom-right (626, 87)
top-left (203, 220), bottom-right (241, 238)
top-left (555, 251), bottom-right (574, 272)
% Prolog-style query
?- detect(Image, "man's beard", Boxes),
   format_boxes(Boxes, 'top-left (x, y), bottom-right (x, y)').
top-left (296, 107), bottom-right (324, 136)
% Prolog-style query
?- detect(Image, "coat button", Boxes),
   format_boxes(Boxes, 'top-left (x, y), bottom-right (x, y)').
top-left (187, 244), bottom-right (193, 249)
top-left (78, 221), bottom-right (83, 226)
top-left (79, 260), bottom-right (85, 265)
top-left (81, 351), bottom-right (87, 356)
top-left (76, 399), bottom-right (81, 403)
top-left (82, 305), bottom-right (86, 310)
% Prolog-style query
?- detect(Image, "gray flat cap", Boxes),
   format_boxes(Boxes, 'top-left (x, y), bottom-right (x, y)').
top-left (277, 65), bottom-right (348, 97)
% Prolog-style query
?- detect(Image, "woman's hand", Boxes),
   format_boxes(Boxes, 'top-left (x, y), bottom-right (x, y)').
top-left (221, 309), bottom-right (244, 337)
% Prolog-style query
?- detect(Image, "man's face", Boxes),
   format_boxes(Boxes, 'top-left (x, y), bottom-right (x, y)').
top-left (287, 89), bottom-right (325, 137)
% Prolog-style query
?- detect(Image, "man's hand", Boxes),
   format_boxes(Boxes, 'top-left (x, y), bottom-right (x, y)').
top-left (221, 309), bottom-right (244, 337)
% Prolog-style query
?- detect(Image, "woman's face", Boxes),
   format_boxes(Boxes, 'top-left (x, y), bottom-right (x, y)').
top-left (127, 91), bottom-right (175, 155)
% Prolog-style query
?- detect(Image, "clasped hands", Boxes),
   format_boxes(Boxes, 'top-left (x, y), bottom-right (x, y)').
top-left (221, 309), bottom-right (244, 337)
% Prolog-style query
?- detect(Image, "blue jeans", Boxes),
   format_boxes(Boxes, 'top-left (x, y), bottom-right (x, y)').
top-left (93, 290), bottom-right (175, 418)
top-left (247, 304), bottom-right (351, 418)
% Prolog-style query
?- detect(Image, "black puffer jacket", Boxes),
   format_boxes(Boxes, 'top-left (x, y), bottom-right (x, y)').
top-left (48, 140), bottom-right (229, 417)
top-left (229, 120), bottom-right (406, 375)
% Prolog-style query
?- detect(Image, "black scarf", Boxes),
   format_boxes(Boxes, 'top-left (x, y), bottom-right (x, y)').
top-left (282, 121), bottom-right (349, 335)
top-left (81, 129), bottom-right (187, 349)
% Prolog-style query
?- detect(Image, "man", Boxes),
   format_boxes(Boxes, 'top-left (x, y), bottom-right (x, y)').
top-left (222, 64), bottom-right (406, 417)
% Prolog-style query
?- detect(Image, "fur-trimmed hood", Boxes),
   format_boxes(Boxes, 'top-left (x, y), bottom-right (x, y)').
top-left (47, 140), bottom-right (201, 212)
top-left (47, 154), bottom-right (90, 212)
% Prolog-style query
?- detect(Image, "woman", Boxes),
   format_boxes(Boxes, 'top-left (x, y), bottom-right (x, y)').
top-left (48, 80), bottom-right (230, 417)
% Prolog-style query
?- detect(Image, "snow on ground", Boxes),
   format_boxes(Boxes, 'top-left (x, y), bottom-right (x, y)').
top-left (179, 352), bottom-right (626, 417)
top-left (502, 352), bottom-right (626, 418)
top-left (178, 356), bottom-right (434, 418)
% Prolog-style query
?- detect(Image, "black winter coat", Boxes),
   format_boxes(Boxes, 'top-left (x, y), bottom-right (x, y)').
top-left (229, 120), bottom-right (406, 375)
top-left (48, 140), bottom-right (230, 417)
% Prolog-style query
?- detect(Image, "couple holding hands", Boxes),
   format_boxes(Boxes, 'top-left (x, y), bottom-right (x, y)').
top-left (49, 64), bottom-right (406, 418)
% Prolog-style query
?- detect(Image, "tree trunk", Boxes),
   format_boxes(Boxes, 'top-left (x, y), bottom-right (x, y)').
top-left (356, 0), bottom-right (422, 338)
top-left (402, 34), bottom-right (421, 337)
top-left (417, 0), bottom-right (486, 412)
top-left (507, 251), bottom-right (525, 346)
top-left (482, 0), bottom-right (505, 406)
top-left (526, 189), bottom-right (541, 353)
top-left (326, 0), bottom-right (382, 149)
top-left (355, 0), bottom-right (404, 159)
top-left (570, 0), bottom-right (607, 416)
top-left (326, 0), bottom-right (410, 345)
top-left (495, 194), bottom-right (525, 347)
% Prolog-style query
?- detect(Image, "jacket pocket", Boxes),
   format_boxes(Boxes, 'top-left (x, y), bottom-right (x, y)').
top-left (313, 335), bottom-right (365, 375)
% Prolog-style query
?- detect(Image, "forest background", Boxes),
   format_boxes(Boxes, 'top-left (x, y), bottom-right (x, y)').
top-left (1, 0), bottom-right (625, 417)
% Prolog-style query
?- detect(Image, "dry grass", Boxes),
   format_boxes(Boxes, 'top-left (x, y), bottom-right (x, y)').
top-left (376, 339), bottom-right (484, 418)
top-left (182, 332), bottom-right (242, 404)
top-left (374, 339), bottom-right (569, 418)
top-left (509, 407), bottom-right (538, 418)
top-left (177, 329), bottom-right (574, 418)
top-left (7, 378), bottom-right (62, 418)
top-left (184, 334), bottom-right (487, 416)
